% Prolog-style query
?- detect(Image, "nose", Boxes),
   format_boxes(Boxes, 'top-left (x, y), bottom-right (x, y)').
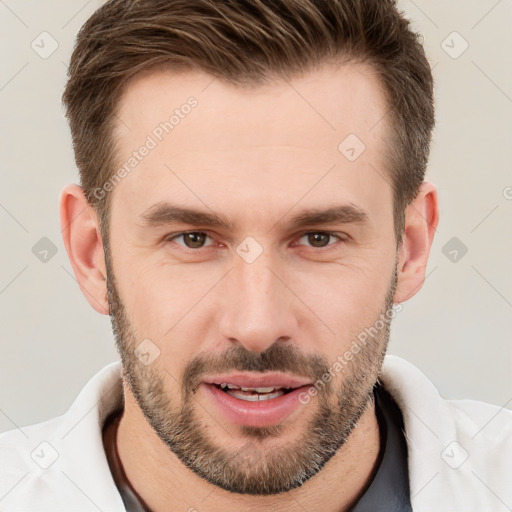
top-left (217, 253), bottom-right (299, 353)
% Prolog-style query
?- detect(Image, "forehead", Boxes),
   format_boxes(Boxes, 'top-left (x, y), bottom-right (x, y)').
top-left (110, 63), bottom-right (392, 225)
top-left (115, 62), bottom-right (389, 145)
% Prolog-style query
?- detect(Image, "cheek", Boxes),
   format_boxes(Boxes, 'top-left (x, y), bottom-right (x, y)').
top-left (116, 261), bottom-right (221, 356)
top-left (291, 260), bottom-right (394, 350)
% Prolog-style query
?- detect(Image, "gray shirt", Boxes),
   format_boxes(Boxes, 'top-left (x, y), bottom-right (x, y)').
top-left (350, 385), bottom-right (412, 511)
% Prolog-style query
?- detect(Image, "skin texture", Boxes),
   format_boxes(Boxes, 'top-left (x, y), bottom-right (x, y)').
top-left (60, 63), bottom-right (439, 511)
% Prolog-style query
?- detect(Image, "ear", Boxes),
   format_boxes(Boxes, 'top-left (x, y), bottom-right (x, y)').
top-left (59, 184), bottom-right (109, 315)
top-left (394, 181), bottom-right (439, 303)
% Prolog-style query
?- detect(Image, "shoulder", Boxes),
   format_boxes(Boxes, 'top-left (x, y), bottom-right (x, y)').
top-left (0, 362), bottom-right (125, 511)
top-left (380, 355), bottom-right (512, 511)
top-left (381, 354), bottom-right (512, 434)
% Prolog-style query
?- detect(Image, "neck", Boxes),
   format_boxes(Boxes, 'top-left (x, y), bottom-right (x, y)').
top-left (115, 384), bottom-right (381, 512)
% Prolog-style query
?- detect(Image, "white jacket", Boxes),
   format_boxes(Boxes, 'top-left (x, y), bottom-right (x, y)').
top-left (1, 355), bottom-right (511, 511)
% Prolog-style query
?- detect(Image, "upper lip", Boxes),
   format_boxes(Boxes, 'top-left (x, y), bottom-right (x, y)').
top-left (203, 372), bottom-right (313, 389)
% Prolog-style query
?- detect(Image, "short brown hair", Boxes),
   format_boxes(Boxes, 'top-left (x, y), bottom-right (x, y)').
top-left (63, 0), bottom-right (434, 243)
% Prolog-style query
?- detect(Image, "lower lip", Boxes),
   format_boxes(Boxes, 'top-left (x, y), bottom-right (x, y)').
top-left (202, 383), bottom-right (313, 428)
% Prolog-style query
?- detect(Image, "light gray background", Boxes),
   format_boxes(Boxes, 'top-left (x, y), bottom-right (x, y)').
top-left (1, 0), bottom-right (511, 433)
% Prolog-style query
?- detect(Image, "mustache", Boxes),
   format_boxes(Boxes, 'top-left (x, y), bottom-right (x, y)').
top-left (182, 343), bottom-right (331, 395)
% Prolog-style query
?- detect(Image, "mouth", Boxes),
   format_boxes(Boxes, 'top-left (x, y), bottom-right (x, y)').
top-left (212, 382), bottom-right (295, 401)
top-left (201, 373), bottom-right (314, 428)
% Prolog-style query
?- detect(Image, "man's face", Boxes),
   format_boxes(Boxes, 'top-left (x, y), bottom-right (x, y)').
top-left (105, 64), bottom-right (399, 494)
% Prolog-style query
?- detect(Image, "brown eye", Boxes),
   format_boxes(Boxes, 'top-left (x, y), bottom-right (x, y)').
top-left (299, 232), bottom-right (340, 248)
top-left (307, 233), bottom-right (331, 247)
top-left (169, 232), bottom-right (212, 249)
top-left (184, 232), bottom-right (207, 248)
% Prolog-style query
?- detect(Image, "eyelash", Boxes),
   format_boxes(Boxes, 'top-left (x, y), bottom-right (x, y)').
top-left (164, 231), bottom-right (348, 251)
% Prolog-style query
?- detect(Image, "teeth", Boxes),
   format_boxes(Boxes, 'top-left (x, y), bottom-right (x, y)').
top-left (241, 386), bottom-right (278, 393)
top-left (219, 384), bottom-right (283, 393)
top-left (220, 383), bottom-right (240, 390)
top-left (226, 389), bottom-right (285, 401)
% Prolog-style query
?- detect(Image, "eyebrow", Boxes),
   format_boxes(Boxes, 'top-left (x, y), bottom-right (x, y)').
top-left (140, 203), bottom-right (234, 230)
top-left (284, 204), bottom-right (368, 230)
top-left (139, 202), bottom-right (368, 231)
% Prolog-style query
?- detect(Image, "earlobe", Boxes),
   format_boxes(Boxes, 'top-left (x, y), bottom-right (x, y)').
top-left (59, 184), bottom-right (109, 315)
top-left (394, 182), bottom-right (439, 303)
